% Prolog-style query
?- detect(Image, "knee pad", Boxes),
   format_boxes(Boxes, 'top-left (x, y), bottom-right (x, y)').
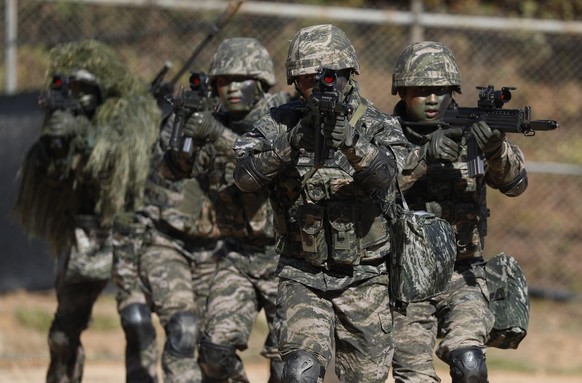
top-left (282, 350), bottom-right (324, 383)
top-left (198, 339), bottom-right (238, 379)
top-left (449, 347), bottom-right (488, 383)
top-left (164, 311), bottom-right (199, 357)
top-left (120, 303), bottom-right (156, 352)
top-left (268, 357), bottom-right (284, 383)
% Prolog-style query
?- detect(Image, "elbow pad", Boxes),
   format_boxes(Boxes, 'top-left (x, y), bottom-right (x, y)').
top-left (234, 156), bottom-right (271, 192)
top-left (353, 149), bottom-right (396, 190)
top-left (499, 168), bottom-right (528, 197)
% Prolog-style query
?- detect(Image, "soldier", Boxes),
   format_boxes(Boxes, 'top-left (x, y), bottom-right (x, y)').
top-left (233, 24), bottom-right (410, 382)
top-left (159, 37), bottom-right (291, 382)
top-left (12, 40), bottom-right (161, 383)
top-left (390, 41), bottom-right (529, 383)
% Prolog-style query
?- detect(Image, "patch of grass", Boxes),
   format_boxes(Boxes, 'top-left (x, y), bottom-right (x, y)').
top-left (14, 307), bottom-right (121, 332)
top-left (90, 313), bottom-right (120, 331)
top-left (15, 308), bottom-right (53, 333)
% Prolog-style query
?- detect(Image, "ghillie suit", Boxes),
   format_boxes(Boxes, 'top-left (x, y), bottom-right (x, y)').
top-left (12, 39), bottom-right (161, 383)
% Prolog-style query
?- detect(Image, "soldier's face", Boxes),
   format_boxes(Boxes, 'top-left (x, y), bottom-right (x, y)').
top-left (403, 86), bottom-right (452, 122)
top-left (296, 70), bottom-right (350, 100)
top-left (216, 76), bottom-right (258, 112)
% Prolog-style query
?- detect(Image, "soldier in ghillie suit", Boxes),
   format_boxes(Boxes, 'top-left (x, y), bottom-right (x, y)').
top-left (233, 24), bottom-right (410, 382)
top-left (148, 37), bottom-right (290, 382)
top-left (13, 40), bottom-right (161, 383)
top-left (391, 41), bottom-right (529, 383)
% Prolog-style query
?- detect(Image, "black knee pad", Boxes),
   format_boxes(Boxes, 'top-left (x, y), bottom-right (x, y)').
top-left (120, 303), bottom-right (156, 351)
top-left (198, 339), bottom-right (238, 379)
top-left (164, 311), bottom-right (199, 357)
top-left (282, 350), bottom-right (324, 383)
top-left (449, 347), bottom-right (488, 383)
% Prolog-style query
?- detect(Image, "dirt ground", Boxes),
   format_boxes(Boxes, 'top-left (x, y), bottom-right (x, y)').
top-left (1, 289), bottom-right (581, 383)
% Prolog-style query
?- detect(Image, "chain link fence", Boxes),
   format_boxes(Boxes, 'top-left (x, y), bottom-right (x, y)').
top-left (2, 0), bottom-right (581, 295)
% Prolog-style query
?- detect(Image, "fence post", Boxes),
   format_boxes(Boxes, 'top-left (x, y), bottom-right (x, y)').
top-left (411, 0), bottom-right (424, 43)
top-left (4, 0), bottom-right (18, 95)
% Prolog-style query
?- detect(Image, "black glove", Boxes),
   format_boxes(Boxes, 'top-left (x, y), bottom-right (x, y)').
top-left (424, 128), bottom-right (462, 163)
top-left (287, 106), bottom-right (319, 151)
top-left (322, 114), bottom-right (355, 149)
top-left (183, 111), bottom-right (224, 143)
top-left (470, 121), bottom-right (505, 156)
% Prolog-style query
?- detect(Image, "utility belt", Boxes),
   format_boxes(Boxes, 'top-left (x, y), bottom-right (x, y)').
top-left (277, 199), bottom-right (389, 267)
top-left (152, 219), bottom-right (218, 251)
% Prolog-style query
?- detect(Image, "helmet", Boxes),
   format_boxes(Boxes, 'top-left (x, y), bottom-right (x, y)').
top-left (209, 37), bottom-right (275, 89)
top-left (46, 39), bottom-right (143, 99)
top-left (285, 24), bottom-right (360, 85)
top-left (391, 41), bottom-right (461, 95)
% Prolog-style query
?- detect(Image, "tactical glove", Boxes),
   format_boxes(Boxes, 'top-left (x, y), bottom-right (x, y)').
top-left (42, 110), bottom-right (85, 137)
top-left (423, 128), bottom-right (462, 163)
top-left (322, 114), bottom-right (355, 149)
top-left (470, 121), bottom-right (505, 156)
top-left (183, 111), bottom-right (224, 143)
top-left (287, 115), bottom-right (317, 151)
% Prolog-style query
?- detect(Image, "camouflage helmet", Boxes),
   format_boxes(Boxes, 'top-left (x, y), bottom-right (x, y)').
top-left (285, 24), bottom-right (360, 85)
top-left (46, 39), bottom-right (144, 99)
top-left (391, 41), bottom-right (461, 95)
top-left (209, 37), bottom-right (276, 89)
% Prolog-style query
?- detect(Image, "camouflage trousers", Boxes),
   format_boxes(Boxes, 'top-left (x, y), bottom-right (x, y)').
top-left (46, 260), bottom-right (109, 383)
top-left (276, 274), bottom-right (393, 383)
top-left (139, 239), bottom-right (201, 383)
top-left (201, 259), bottom-right (281, 383)
top-left (112, 215), bottom-right (159, 383)
top-left (391, 261), bottom-right (495, 383)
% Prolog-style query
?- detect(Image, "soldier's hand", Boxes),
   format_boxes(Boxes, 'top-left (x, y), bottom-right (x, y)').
top-left (42, 110), bottom-right (79, 137)
top-left (470, 121), bottom-right (505, 156)
top-left (287, 121), bottom-right (316, 151)
top-left (424, 128), bottom-right (462, 163)
top-left (183, 111), bottom-right (224, 143)
top-left (323, 115), bottom-right (355, 149)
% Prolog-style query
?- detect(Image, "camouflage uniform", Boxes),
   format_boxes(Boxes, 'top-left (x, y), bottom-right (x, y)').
top-left (154, 38), bottom-right (290, 383)
top-left (390, 41), bottom-right (528, 383)
top-left (13, 40), bottom-right (160, 383)
top-left (233, 25), bottom-right (410, 382)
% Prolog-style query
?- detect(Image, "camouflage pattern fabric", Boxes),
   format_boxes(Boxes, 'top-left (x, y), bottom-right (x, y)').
top-left (202, 252), bottom-right (280, 382)
top-left (276, 275), bottom-right (393, 382)
top-left (285, 24), bottom-right (360, 85)
top-left (233, 80), bottom-right (410, 379)
top-left (392, 97), bottom-right (527, 381)
top-left (209, 37), bottom-right (276, 89)
top-left (11, 40), bottom-right (161, 383)
top-left (389, 207), bottom-right (456, 306)
top-left (392, 261), bottom-right (494, 383)
top-left (139, 71), bottom-right (290, 382)
top-left (484, 253), bottom-right (530, 349)
top-left (391, 41), bottom-right (461, 95)
top-left (138, 239), bottom-right (201, 383)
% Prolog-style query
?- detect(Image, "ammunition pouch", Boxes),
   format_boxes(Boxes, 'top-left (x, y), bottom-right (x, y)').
top-left (484, 253), bottom-right (530, 349)
top-left (295, 198), bottom-right (389, 267)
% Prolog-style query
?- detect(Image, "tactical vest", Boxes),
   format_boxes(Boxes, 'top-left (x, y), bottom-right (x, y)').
top-left (404, 141), bottom-right (489, 260)
top-left (273, 149), bottom-right (390, 268)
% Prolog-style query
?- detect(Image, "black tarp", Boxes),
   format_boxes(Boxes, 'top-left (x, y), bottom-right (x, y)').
top-left (0, 92), bottom-right (55, 292)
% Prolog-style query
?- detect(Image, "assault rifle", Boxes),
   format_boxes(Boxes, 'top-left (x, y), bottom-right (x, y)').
top-left (443, 85), bottom-right (558, 177)
top-left (149, 0), bottom-right (244, 103)
top-left (38, 75), bottom-right (84, 115)
top-left (167, 72), bottom-right (215, 153)
top-left (309, 67), bottom-right (353, 167)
